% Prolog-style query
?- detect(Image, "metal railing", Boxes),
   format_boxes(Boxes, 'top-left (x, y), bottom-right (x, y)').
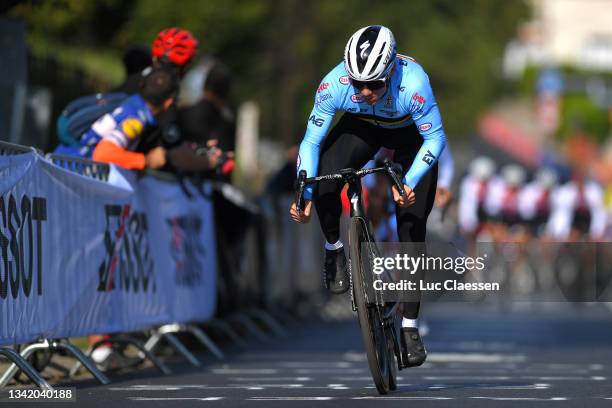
top-left (0, 140), bottom-right (39, 156)
top-left (46, 153), bottom-right (110, 182)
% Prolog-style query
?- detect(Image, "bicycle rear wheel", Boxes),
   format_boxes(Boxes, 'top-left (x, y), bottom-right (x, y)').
top-left (349, 217), bottom-right (393, 394)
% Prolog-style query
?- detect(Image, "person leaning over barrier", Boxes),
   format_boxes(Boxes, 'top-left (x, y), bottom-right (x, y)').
top-left (115, 27), bottom-right (223, 172)
top-left (87, 67), bottom-right (178, 170)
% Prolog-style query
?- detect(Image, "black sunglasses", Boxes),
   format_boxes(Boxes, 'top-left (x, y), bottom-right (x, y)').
top-left (351, 75), bottom-right (389, 91)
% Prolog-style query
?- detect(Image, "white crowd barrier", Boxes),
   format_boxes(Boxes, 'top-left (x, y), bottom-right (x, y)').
top-left (0, 151), bottom-right (217, 346)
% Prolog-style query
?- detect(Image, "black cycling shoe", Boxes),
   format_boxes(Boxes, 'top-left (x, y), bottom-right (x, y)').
top-left (323, 248), bottom-right (350, 294)
top-left (400, 327), bottom-right (427, 367)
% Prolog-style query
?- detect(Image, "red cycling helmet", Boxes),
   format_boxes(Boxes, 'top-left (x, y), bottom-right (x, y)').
top-left (152, 27), bottom-right (198, 66)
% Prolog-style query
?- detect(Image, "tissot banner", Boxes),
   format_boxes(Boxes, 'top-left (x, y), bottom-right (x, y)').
top-left (0, 153), bottom-right (217, 346)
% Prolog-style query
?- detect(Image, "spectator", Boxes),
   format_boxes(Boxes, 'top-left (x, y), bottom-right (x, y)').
top-left (90, 67), bottom-right (178, 170)
top-left (114, 28), bottom-right (223, 172)
top-left (179, 61), bottom-right (236, 153)
top-left (121, 45), bottom-right (151, 78)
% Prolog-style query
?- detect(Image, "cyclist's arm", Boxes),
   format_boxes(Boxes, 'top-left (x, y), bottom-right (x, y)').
top-left (297, 77), bottom-right (338, 200)
top-left (402, 72), bottom-right (447, 189)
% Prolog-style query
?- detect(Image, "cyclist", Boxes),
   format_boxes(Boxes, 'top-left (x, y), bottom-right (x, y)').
top-left (547, 167), bottom-right (606, 241)
top-left (519, 167), bottom-right (558, 237)
top-left (289, 25), bottom-right (447, 368)
top-left (458, 156), bottom-right (497, 240)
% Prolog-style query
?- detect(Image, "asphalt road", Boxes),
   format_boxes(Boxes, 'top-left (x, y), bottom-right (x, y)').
top-left (14, 301), bottom-right (612, 408)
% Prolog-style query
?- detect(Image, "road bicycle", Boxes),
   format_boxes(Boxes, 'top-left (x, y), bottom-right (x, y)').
top-left (295, 159), bottom-right (406, 394)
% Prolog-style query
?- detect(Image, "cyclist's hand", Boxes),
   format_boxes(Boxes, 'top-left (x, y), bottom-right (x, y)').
top-left (392, 184), bottom-right (415, 207)
top-left (435, 186), bottom-right (453, 208)
top-left (289, 200), bottom-right (313, 224)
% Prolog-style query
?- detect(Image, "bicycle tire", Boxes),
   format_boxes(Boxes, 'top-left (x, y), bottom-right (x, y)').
top-left (349, 217), bottom-right (392, 394)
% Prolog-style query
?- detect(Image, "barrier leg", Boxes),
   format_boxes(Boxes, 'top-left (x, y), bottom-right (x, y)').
top-left (0, 347), bottom-right (52, 390)
top-left (205, 319), bottom-right (248, 349)
top-left (72, 336), bottom-right (171, 377)
top-left (145, 325), bottom-right (201, 367)
top-left (159, 333), bottom-right (201, 367)
top-left (184, 325), bottom-right (224, 360)
top-left (229, 313), bottom-right (271, 342)
top-left (247, 309), bottom-right (289, 338)
top-left (50, 340), bottom-right (110, 385)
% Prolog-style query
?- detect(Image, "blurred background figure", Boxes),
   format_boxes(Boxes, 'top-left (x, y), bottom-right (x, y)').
top-left (458, 156), bottom-right (496, 240)
top-left (486, 164), bottom-right (528, 242)
top-left (519, 167), bottom-right (559, 238)
top-left (547, 166), bottom-right (607, 242)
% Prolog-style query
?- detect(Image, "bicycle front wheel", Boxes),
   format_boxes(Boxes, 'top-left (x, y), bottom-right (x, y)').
top-left (349, 217), bottom-right (393, 394)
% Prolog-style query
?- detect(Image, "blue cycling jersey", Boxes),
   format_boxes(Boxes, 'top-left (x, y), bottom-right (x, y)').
top-left (55, 94), bottom-right (157, 158)
top-left (297, 54), bottom-right (447, 199)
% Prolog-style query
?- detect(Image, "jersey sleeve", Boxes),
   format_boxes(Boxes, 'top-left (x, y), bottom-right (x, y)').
top-left (92, 139), bottom-right (146, 169)
top-left (297, 71), bottom-right (340, 199)
top-left (401, 69), bottom-right (447, 189)
top-left (91, 112), bottom-right (145, 149)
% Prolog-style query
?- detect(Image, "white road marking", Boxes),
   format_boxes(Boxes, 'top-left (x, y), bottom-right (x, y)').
top-left (232, 377), bottom-right (312, 382)
top-left (129, 397), bottom-right (224, 401)
top-left (295, 368), bottom-right (366, 374)
top-left (354, 396), bottom-right (454, 400)
top-left (589, 364), bottom-right (604, 370)
top-left (523, 376), bottom-right (608, 381)
top-left (212, 368), bottom-right (279, 374)
top-left (427, 353), bottom-right (526, 363)
top-left (471, 397), bottom-right (568, 401)
top-left (277, 361), bottom-right (353, 368)
top-left (425, 376), bottom-right (512, 381)
top-left (248, 397), bottom-right (334, 401)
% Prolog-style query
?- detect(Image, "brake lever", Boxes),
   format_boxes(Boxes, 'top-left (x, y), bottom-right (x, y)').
top-left (383, 159), bottom-right (406, 196)
top-left (295, 170), bottom-right (307, 212)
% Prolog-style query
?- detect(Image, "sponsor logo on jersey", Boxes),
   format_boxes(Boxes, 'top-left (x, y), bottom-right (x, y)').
top-left (346, 108), bottom-right (357, 112)
top-left (351, 94), bottom-right (363, 103)
top-left (385, 95), bottom-right (393, 108)
top-left (315, 93), bottom-right (332, 106)
top-left (398, 86), bottom-right (405, 92)
top-left (418, 123), bottom-right (432, 132)
top-left (339, 75), bottom-right (350, 85)
top-left (422, 149), bottom-right (436, 166)
top-left (120, 117), bottom-right (144, 139)
top-left (309, 115), bottom-right (324, 127)
top-left (317, 82), bottom-right (329, 93)
top-left (412, 93), bottom-right (426, 105)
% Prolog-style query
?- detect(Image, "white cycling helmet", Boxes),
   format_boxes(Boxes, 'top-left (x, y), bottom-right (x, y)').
top-left (469, 156), bottom-right (496, 181)
top-left (501, 164), bottom-right (526, 187)
top-left (535, 167), bottom-right (558, 188)
top-left (344, 25), bottom-right (397, 81)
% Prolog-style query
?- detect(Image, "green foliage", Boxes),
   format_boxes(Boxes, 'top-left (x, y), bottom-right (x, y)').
top-left (10, 0), bottom-right (529, 143)
top-left (558, 94), bottom-right (609, 144)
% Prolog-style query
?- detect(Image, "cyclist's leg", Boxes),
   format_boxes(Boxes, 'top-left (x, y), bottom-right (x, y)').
top-left (387, 125), bottom-right (438, 320)
top-left (314, 116), bottom-right (381, 244)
